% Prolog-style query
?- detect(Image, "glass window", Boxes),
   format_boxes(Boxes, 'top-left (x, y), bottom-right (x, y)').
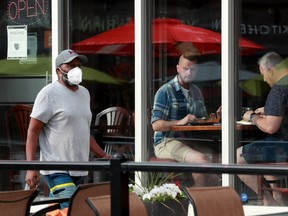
top-left (1, 1), bottom-right (288, 210)
top-left (150, 0), bottom-right (222, 180)
top-left (152, 0), bottom-right (288, 207)
top-left (237, 0), bottom-right (288, 206)
top-left (0, 0), bottom-right (51, 190)
top-left (69, 1), bottom-right (135, 160)
top-left (69, 0), bottom-right (134, 120)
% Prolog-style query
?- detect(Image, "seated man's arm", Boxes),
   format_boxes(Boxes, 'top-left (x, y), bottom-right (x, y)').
top-left (253, 114), bottom-right (282, 134)
top-left (152, 114), bottom-right (197, 132)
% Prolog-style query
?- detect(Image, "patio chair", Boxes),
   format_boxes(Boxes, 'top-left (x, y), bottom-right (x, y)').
top-left (68, 182), bottom-right (111, 216)
top-left (5, 104), bottom-right (49, 195)
top-left (184, 186), bottom-right (244, 216)
top-left (94, 106), bottom-right (132, 136)
top-left (94, 106), bottom-right (133, 157)
top-left (86, 192), bottom-right (148, 216)
top-left (44, 182), bottom-right (111, 216)
top-left (5, 104), bottom-right (33, 190)
top-left (0, 188), bottom-right (38, 216)
top-left (5, 104), bottom-right (32, 147)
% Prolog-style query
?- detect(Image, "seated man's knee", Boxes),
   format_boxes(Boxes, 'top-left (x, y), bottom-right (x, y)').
top-left (236, 147), bottom-right (246, 164)
top-left (185, 152), bottom-right (209, 163)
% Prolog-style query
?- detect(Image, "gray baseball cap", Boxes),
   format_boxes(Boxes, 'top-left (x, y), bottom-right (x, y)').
top-left (55, 49), bottom-right (88, 68)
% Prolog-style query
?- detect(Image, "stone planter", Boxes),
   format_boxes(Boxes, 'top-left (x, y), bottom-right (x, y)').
top-left (144, 198), bottom-right (189, 216)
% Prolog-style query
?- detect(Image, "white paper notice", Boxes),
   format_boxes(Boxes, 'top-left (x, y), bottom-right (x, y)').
top-left (7, 25), bottom-right (27, 60)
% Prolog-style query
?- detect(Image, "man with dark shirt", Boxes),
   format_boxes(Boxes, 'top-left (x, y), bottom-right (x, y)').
top-left (237, 52), bottom-right (288, 206)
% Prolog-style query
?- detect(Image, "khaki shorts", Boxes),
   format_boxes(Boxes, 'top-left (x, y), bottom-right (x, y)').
top-left (154, 138), bottom-right (193, 162)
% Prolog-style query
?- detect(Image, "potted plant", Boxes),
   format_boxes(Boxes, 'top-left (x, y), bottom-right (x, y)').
top-left (129, 172), bottom-right (189, 216)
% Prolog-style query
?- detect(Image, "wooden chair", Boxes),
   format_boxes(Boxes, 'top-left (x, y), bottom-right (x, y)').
top-left (44, 182), bottom-right (111, 216)
top-left (184, 186), bottom-right (244, 216)
top-left (5, 104), bottom-right (33, 190)
top-left (5, 104), bottom-right (32, 156)
top-left (86, 192), bottom-right (148, 216)
top-left (0, 189), bottom-right (38, 216)
top-left (67, 182), bottom-right (111, 216)
top-left (5, 104), bottom-right (50, 196)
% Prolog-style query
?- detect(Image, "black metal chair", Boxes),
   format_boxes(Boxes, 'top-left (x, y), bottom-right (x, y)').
top-left (94, 106), bottom-right (134, 157)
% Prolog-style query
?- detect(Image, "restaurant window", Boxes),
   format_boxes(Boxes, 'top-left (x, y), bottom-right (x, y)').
top-left (0, 0), bottom-right (51, 190)
top-left (151, 0), bottom-right (222, 113)
top-left (69, 0), bottom-right (134, 121)
top-left (149, 0), bottom-right (222, 183)
top-left (236, 0), bottom-right (288, 206)
top-left (68, 1), bottom-right (135, 162)
top-left (152, 0), bottom-right (288, 207)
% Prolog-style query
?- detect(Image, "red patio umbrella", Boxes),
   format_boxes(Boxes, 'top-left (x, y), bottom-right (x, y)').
top-left (72, 18), bottom-right (264, 56)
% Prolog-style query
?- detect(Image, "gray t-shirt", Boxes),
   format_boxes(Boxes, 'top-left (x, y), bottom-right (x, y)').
top-left (31, 81), bottom-right (92, 176)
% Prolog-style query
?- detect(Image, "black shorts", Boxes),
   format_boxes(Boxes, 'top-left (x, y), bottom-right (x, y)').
top-left (242, 136), bottom-right (288, 164)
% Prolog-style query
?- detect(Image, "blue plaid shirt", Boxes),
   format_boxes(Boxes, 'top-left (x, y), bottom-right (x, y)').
top-left (151, 76), bottom-right (208, 145)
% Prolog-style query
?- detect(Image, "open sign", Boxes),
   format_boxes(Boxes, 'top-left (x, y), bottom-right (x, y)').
top-left (7, 0), bottom-right (49, 25)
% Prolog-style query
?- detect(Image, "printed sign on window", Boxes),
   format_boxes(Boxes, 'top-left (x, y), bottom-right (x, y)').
top-left (7, 25), bottom-right (27, 60)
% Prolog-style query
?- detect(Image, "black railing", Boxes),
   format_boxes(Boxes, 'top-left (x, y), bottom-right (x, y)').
top-left (1, 158), bottom-right (288, 216)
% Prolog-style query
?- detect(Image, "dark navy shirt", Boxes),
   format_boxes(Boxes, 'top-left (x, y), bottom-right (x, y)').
top-left (264, 75), bottom-right (288, 140)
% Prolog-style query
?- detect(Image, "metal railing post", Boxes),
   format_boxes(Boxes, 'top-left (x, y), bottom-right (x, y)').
top-left (110, 154), bottom-right (129, 216)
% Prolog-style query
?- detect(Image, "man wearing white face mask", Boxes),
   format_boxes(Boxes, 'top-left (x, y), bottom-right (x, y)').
top-left (59, 66), bottom-right (83, 86)
top-left (25, 49), bottom-right (109, 209)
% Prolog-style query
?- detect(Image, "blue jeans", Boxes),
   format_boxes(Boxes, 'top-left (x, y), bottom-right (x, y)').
top-left (43, 173), bottom-right (84, 209)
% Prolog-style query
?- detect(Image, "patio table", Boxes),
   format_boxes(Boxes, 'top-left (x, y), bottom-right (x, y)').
top-left (170, 122), bottom-right (254, 131)
top-left (169, 122), bottom-right (256, 163)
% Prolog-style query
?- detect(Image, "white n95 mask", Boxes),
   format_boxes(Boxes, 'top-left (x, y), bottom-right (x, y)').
top-left (67, 67), bottom-right (83, 85)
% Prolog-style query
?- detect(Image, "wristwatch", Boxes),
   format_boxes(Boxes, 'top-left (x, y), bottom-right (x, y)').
top-left (249, 112), bottom-right (257, 122)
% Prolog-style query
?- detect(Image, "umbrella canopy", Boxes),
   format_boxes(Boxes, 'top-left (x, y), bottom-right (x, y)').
top-left (72, 18), bottom-right (264, 56)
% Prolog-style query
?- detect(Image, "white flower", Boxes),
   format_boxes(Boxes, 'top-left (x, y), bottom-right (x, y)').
top-left (142, 193), bottom-right (152, 200)
top-left (129, 184), bottom-right (146, 196)
top-left (130, 183), bottom-right (185, 202)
